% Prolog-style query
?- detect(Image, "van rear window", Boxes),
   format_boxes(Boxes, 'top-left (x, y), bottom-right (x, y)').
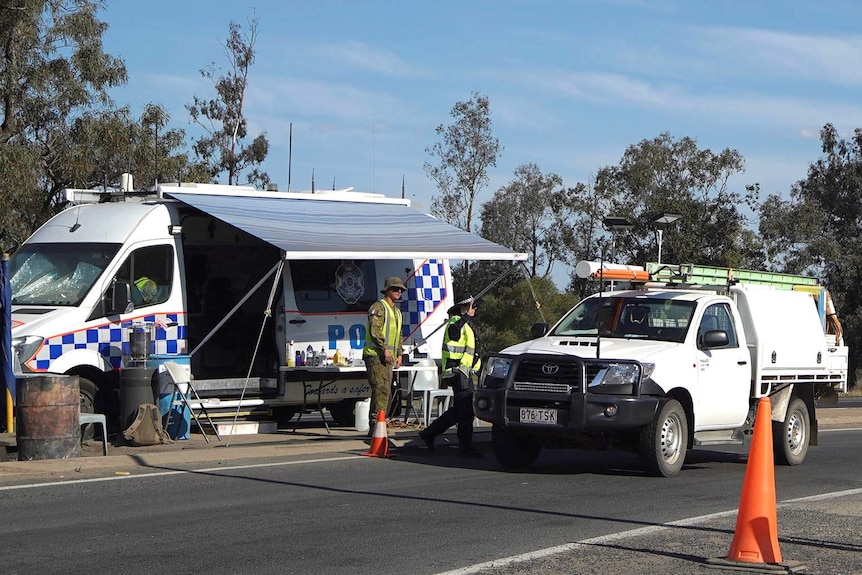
top-left (289, 260), bottom-right (378, 313)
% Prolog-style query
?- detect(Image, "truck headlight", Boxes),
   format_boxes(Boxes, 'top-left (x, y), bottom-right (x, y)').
top-left (589, 362), bottom-right (653, 388)
top-left (12, 335), bottom-right (44, 366)
top-left (479, 357), bottom-right (512, 389)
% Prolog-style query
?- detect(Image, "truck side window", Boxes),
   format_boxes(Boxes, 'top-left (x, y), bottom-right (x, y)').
top-left (698, 303), bottom-right (737, 348)
top-left (116, 245), bottom-right (174, 308)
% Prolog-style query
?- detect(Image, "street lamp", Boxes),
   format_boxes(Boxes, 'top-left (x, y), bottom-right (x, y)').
top-left (602, 216), bottom-right (634, 263)
top-left (649, 213), bottom-right (682, 264)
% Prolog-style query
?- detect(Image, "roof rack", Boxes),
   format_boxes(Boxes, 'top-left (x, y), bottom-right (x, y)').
top-left (644, 262), bottom-right (820, 290)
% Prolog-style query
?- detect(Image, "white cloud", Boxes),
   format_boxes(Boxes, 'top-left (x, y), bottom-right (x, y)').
top-left (316, 41), bottom-right (423, 77)
top-left (694, 27), bottom-right (862, 86)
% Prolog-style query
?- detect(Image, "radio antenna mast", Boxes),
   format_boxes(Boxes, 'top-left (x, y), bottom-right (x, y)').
top-left (287, 122), bottom-right (292, 192)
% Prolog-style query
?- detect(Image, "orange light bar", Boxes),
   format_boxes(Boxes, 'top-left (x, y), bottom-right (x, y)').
top-left (592, 269), bottom-right (649, 281)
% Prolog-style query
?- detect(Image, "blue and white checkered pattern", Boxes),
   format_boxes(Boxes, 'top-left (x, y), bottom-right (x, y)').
top-left (29, 313), bottom-right (186, 371)
top-left (402, 259), bottom-right (447, 340)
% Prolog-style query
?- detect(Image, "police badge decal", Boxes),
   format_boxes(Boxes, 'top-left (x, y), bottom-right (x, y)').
top-left (335, 261), bottom-right (365, 304)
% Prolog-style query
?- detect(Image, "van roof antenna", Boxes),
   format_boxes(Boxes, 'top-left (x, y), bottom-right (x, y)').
top-left (287, 122), bottom-right (293, 192)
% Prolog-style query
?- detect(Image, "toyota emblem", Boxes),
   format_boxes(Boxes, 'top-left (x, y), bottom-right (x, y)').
top-left (542, 363), bottom-right (560, 375)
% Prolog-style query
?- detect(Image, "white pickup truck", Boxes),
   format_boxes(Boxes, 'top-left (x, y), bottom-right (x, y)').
top-left (474, 262), bottom-right (848, 476)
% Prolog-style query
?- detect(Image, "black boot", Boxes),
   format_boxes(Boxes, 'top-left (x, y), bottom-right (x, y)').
top-left (418, 430), bottom-right (435, 452)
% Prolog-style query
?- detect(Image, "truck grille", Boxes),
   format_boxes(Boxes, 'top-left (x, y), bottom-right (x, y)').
top-left (513, 360), bottom-right (582, 393)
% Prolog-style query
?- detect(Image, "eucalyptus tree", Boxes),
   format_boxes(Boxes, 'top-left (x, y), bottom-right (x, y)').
top-left (0, 0), bottom-right (127, 252)
top-left (760, 123), bottom-right (862, 386)
top-left (187, 17), bottom-right (269, 187)
top-left (593, 132), bottom-right (762, 269)
top-left (480, 163), bottom-right (565, 279)
top-left (424, 92), bottom-right (502, 234)
top-left (64, 104), bottom-right (210, 191)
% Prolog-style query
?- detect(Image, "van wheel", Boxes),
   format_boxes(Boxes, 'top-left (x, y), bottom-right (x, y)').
top-left (328, 400), bottom-right (357, 427)
top-left (773, 397), bottom-right (809, 466)
top-left (492, 425), bottom-right (541, 468)
top-left (79, 377), bottom-right (98, 442)
top-left (639, 399), bottom-right (688, 477)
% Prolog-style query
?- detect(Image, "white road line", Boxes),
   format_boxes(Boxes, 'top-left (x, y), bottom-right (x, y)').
top-left (0, 455), bottom-right (362, 491)
top-left (434, 488), bottom-right (862, 575)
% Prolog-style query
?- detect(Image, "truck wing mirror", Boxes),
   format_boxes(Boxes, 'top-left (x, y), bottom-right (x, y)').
top-left (701, 330), bottom-right (729, 349)
top-left (110, 280), bottom-right (133, 315)
top-left (531, 322), bottom-right (549, 338)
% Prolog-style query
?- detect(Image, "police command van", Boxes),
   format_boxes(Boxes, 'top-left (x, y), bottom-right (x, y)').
top-left (9, 182), bottom-right (525, 427)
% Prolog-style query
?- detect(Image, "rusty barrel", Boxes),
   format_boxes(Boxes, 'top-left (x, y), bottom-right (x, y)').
top-left (16, 374), bottom-right (80, 461)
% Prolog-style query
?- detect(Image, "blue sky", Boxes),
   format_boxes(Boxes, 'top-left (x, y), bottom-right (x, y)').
top-left (102, 0), bottom-right (862, 232)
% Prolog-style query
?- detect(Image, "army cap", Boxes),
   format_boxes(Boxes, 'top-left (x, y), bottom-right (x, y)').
top-left (381, 276), bottom-right (407, 294)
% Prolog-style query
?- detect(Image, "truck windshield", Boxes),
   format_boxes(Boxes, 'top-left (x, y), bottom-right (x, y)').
top-left (551, 296), bottom-right (696, 343)
top-left (10, 243), bottom-right (121, 306)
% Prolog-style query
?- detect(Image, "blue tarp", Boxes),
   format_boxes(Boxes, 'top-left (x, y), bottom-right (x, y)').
top-left (1, 254), bottom-right (13, 407)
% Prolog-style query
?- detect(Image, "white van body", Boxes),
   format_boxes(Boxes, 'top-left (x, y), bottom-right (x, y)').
top-left (10, 183), bottom-right (525, 425)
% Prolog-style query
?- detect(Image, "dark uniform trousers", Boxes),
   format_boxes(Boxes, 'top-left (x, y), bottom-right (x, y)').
top-left (424, 369), bottom-right (475, 448)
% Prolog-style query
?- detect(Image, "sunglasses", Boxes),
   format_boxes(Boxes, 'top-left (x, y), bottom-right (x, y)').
top-left (389, 287), bottom-right (406, 293)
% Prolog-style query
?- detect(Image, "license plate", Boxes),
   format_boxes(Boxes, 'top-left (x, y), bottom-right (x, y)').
top-left (519, 408), bottom-right (557, 424)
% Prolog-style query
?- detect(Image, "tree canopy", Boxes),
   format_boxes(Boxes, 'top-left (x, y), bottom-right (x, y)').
top-left (186, 18), bottom-right (269, 187)
top-left (425, 92), bottom-right (501, 234)
top-left (0, 0), bottom-right (127, 252)
top-left (593, 133), bottom-right (762, 270)
top-left (760, 123), bottom-right (862, 383)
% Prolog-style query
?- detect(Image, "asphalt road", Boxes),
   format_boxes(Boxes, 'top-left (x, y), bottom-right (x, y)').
top-left (1, 427), bottom-right (860, 575)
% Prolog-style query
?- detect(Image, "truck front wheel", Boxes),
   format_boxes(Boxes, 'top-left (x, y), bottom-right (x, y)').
top-left (492, 425), bottom-right (541, 468)
top-left (773, 397), bottom-right (809, 466)
top-left (639, 399), bottom-right (688, 477)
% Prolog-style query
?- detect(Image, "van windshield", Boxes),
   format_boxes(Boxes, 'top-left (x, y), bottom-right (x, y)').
top-left (551, 296), bottom-right (696, 343)
top-left (10, 243), bottom-right (121, 306)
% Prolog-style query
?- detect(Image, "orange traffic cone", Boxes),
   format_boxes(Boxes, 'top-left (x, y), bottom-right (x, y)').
top-left (726, 396), bottom-right (782, 564)
top-left (362, 410), bottom-right (390, 458)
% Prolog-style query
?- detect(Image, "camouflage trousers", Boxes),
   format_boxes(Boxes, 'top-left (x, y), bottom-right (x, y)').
top-left (364, 354), bottom-right (394, 430)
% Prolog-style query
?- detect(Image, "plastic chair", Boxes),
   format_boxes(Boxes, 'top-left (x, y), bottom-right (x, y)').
top-left (423, 388), bottom-right (453, 427)
top-left (400, 358), bottom-right (453, 426)
top-left (162, 361), bottom-right (220, 442)
top-left (79, 412), bottom-right (108, 456)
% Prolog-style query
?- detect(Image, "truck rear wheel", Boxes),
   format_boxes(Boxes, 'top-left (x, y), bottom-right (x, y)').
top-left (492, 425), bottom-right (541, 468)
top-left (639, 398), bottom-right (688, 477)
top-left (773, 397), bottom-right (809, 466)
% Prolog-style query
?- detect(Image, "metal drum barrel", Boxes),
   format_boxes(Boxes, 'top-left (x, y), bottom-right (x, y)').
top-left (119, 367), bottom-right (156, 431)
top-left (16, 375), bottom-right (80, 461)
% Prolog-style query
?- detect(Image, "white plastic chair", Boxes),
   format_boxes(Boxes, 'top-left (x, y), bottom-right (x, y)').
top-left (79, 412), bottom-right (108, 456)
top-left (399, 358), bottom-right (453, 426)
top-left (163, 361), bottom-right (220, 442)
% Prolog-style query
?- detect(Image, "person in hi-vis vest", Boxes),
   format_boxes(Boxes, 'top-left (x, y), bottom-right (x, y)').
top-left (362, 276), bottom-right (405, 432)
top-left (419, 294), bottom-right (483, 457)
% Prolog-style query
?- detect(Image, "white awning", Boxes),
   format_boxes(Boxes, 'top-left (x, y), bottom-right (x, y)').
top-left (164, 187), bottom-right (527, 261)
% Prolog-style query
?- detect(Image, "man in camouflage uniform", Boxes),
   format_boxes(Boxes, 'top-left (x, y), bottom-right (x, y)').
top-left (362, 276), bottom-right (405, 431)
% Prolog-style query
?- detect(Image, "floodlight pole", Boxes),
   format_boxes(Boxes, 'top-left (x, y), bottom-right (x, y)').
top-left (649, 213), bottom-right (682, 265)
top-left (602, 217), bottom-right (635, 264)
